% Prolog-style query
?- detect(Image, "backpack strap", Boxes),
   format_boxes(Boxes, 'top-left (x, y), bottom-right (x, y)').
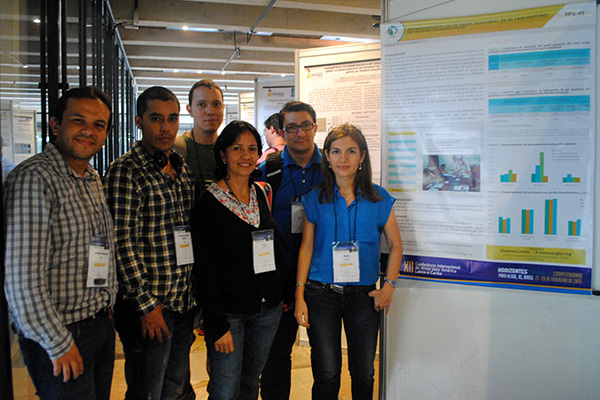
top-left (265, 150), bottom-right (283, 194)
top-left (254, 181), bottom-right (272, 213)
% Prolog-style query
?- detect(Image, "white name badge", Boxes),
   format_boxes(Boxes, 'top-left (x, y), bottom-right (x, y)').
top-left (174, 225), bottom-right (194, 266)
top-left (291, 201), bottom-right (305, 234)
top-left (332, 241), bottom-right (360, 283)
top-left (87, 236), bottom-right (110, 287)
top-left (252, 229), bottom-right (277, 274)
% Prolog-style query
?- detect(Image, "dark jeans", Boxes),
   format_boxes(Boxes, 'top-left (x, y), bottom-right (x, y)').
top-left (304, 281), bottom-right (380, 400)
top-left (18, 311), bottom-right (115, 400)
top-left (260, 307), bottom-right (298, 400)
top-left (205, 301), bottom-right (283, 400)
top-left (114, 299), bottom-right (195, 400)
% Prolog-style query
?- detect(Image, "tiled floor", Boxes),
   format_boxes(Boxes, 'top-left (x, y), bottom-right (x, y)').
top-left (12, 331), bottom-right (379, 399)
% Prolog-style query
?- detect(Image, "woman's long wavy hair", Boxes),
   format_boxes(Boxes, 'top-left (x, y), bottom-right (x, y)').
top-left (213, 120), bottom-right (263, 183)
top-left (318, 123), bottom-right (382, 204)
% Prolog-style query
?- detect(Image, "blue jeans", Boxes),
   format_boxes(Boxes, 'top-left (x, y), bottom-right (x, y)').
top-left (304, 281), bottom-right (380, 400)
top-left (260, 307), bottom-right (298, 400)
top-left (18, 310), bottom-right (115, 400)
top-left (205, 301), bottom-right (283, 400)
top-left (114, 300), bottom-right (195, 400)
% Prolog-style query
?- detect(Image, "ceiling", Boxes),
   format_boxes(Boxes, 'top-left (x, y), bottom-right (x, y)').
top-left (1, 0), bottom-right (382, 112)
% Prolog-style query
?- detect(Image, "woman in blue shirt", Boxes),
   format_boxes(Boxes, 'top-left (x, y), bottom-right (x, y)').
top-left (294, 124), bottom-right (403, 400)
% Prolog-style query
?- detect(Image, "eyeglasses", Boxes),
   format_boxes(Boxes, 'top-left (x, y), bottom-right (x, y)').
top-left (284, 121), bottom-right (315, 134)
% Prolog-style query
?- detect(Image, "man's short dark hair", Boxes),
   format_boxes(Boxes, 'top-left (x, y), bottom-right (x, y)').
top-left (51, 86), bottom-right (112, 131)
top-left (137, 86), bottom-right (180, 118)
top-left (264, 113), bottom-right (280, 131)
top-left (188, 79), bottom-right (224, 105)
top-left (278, 101), bottom-right (316, 129)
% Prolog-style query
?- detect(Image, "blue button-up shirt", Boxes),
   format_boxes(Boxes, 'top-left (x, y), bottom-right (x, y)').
top-left (257, 144), bottom-right (323, 298)
top-left (302, 184), bottom-right (395, 285)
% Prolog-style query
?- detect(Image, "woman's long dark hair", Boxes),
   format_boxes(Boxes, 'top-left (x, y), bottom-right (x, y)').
top-left (213, 120), bottom-right (263, 182)
top-left (318, 123), bottom-right (382, 204)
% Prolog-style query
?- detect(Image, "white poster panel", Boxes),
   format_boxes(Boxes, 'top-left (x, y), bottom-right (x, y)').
top-left (298, 44), bottom-right (382, 182)
top-left (11, 109), bottom-right (36, 165)
top-left (255, 77), bottom-right (295, 130)
top-left (381, 2), bottom-right (596, 293)
top-left (239, 92), bottom-right (255, 125)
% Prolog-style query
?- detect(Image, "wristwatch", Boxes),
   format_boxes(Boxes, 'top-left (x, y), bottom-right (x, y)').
top-left (384, 278), bottom-right (396, 288)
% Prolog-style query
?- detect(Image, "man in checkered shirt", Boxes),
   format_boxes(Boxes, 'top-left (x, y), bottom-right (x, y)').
top-left (4, 86), bottom-right (117, 399)
top-left (103, 86), bottom-right (196, 399)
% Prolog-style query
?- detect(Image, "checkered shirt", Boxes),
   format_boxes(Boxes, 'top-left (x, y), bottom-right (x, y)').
top-left (4, 143), bottom-right (117, 360)
top-left (103, 141), bottom-right (196, 315)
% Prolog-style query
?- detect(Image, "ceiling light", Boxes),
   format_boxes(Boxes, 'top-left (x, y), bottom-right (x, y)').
top-left (221, 71), bottom-right (226, 75)
top-left (33, 18), bottom-right (41, 24)
top-left (182, 26), bottom-right (189, 31)
top-left (281, 74), bottom-right (286, 77)
top-left (197, 70), bottom-right (202, 74)
top-left (320, 36), bottom-right (379, 43)
top-left (174, 69), bottom-right (179, 73)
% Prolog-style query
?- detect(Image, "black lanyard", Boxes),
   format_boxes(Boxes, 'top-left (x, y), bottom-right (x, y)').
top-left (288, 164), bottom-right (317, 200)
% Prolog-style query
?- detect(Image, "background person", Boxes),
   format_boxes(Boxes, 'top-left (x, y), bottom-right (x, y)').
top-left (192, 120), bottom-right (283, 400)
top-left (294, 124), bottom-right (403, 400)
top-left (174, 79), bottom-right (224, 189)
top-left (256, 112), bottom-right (286, 165)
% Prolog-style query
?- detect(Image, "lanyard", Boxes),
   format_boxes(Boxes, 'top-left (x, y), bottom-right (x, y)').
top-left (333, 192), bottom-right (359, 242)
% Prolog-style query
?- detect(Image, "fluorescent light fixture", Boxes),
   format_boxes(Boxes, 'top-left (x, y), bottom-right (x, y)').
top-left (168, 27), bottom-right (220, 33)
top-left (252, 31), bottom-right (273, 36)
top-left (320, 36), bottom-right (378, 43)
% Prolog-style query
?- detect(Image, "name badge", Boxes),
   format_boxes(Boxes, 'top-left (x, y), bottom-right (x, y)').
top-left (291, 201), bottom-right (305, 234)
top-left (332, 241), bottom-right (360, 283)
top-left (252, 229), bottom-right (277, 274)
top-left (174, 225), bottom-right (194, 266)
top-left (87, 236), bottom-right (110, 287)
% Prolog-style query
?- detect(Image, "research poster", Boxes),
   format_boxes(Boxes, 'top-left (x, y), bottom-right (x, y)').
top-left (381, 2), bottom-right (596, 294)
top-left (300, 57), bottom-right (382, 182)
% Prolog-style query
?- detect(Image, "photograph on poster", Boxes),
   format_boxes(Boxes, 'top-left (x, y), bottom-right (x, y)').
top-left (422, 154), bottom-right (480, 192)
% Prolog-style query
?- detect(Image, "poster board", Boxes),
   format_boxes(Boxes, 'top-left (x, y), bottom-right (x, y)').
top-left (254, 76), bottom-right (295, 133)
top-left (297, 43), bottom-right (382, 182)
top-left (381, 2), bottom-right (596, 294)
top-left (238, 92), bottom-right (255, 125)
top-left (1, 104), bottom-right (36, 166)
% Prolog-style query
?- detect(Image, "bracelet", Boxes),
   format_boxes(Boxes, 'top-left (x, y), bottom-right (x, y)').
top-left (295, 282), bottom-right (306, 288)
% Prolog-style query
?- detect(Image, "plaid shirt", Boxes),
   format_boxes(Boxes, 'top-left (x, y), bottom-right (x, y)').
top-left (103, 141), bottom-right (195, 315)
top-left (4, 143), bottom-right (117, 360)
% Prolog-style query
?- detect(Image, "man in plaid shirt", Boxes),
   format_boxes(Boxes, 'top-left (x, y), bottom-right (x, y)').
top-left (103, 86), bottom-right (196, 399)
top-left (4, 86), bottom-right (117, 399)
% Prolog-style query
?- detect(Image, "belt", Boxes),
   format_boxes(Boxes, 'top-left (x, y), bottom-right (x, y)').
top-left (307, 280), bottom-right (376, 294)
top-left (79, 308), bottom-right (110, 324)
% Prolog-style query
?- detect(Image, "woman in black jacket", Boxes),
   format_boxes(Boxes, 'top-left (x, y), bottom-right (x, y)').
top-left (191, 120), bottom-right (283, 400)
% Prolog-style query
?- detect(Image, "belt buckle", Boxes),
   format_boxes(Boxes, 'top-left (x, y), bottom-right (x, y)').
top-left (330, 284), bottom-right (344, 294)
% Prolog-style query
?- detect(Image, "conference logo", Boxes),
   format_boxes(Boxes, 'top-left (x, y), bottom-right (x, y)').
top-left (386, 23), bottom-right (405, 43)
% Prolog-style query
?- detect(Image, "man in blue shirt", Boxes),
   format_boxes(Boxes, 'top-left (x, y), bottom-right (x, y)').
top-left (257, 101), bottom-right (323, 400)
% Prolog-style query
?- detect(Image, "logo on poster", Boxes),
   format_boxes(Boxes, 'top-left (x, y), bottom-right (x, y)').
top-left (306, 68), bottom-right (323, 80)
top-left (386, 23), bottom-right (405, 43)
